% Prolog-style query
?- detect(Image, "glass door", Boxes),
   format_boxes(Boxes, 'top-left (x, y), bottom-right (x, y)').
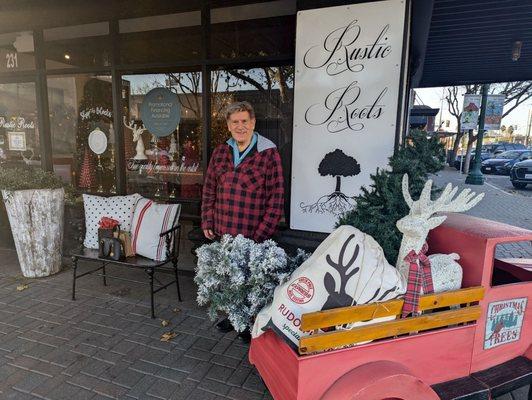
top-left (0, 79), bottom-right (40, 167)
top-left (0, 78), bottom-right (40, 249)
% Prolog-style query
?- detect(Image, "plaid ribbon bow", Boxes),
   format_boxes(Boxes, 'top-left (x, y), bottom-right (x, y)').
top-left (401, 243), bottom-right (434, 318)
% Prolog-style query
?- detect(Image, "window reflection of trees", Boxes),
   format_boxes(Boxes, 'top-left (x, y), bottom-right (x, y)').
top-left (150, 67), bottom-right (294, 155)
top-left (209, 67), bottom-right (294, 152)
top-left (122, 67), bottom-right (294, 205)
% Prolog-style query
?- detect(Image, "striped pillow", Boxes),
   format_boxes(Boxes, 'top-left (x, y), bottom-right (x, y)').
top-left (131, 198), bottom-right (181, 261)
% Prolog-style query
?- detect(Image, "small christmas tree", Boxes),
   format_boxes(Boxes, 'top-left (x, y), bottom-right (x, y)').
top-left (78, 148), bottom-right (96, 189)
top-left (195, 235), bottom-right (310, 332)
top-left (337, 130), bottom-right (446, 265)
top-left (75, 78), bottom-right (113, 188)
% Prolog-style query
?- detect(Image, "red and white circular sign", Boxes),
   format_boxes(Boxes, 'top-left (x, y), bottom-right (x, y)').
top-left (287, 277), bottom-right (315, 304)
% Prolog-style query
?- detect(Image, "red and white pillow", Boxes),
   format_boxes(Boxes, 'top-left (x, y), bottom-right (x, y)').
top-left (131, 198), bottom-right (181, 261)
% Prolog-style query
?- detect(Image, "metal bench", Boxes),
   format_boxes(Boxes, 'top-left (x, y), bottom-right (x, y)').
top-left (71, 224), bottom-right (182, 318)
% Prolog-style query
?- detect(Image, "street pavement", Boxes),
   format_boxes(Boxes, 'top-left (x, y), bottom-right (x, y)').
top-left (483, 173), bottom-right (532, 198)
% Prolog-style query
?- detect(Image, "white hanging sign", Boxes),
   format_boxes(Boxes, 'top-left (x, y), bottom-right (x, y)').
top-left (484, 94), bottom-right (505, 131)
top-left (88, 128), bottom-right (108, 155)
top-left (461, 94), bottom-right (482, 131)
top-left (290, 0), bottom-right (407, 232)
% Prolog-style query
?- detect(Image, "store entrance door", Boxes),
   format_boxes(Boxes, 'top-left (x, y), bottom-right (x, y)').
top-left (0, 78), bottom-right (40, 249)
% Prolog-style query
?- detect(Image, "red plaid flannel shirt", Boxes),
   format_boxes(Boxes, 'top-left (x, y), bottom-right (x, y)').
top-left (201, 143), bottom-right (284, 242)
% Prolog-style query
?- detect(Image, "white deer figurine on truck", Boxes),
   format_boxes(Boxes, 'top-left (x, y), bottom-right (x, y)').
top-left (396, 174), bottom-right (484, 293)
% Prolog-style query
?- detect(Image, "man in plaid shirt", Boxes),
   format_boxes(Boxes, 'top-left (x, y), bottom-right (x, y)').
top-left (201, 102), bottom-right (284, 340)
top-left (201, 101), bottom-right (284, 243)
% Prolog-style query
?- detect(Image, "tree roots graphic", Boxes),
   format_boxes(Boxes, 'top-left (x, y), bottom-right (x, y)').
top-left (300, 191), bottom-right (356, 215)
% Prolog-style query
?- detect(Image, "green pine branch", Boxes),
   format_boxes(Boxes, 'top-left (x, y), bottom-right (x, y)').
top-left (337, 130), bottom-right (446, 264)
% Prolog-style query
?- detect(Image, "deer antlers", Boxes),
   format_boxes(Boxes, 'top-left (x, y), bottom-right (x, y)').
top-left (402, 174), bottom-right (484, 218)
top-left (325, 234), bottom-right (360, 294)
top-left (123, 116), bottom-right (146, 142)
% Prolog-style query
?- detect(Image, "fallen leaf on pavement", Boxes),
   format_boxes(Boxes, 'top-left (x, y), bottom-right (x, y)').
top-left (160, 331), bottom-right (177, 342)
top-left (173, 307), bottom-right (181, 313)
top-left (16, 284), bottom-right (28, 291)
top-left (161, 320), bottom-right (170, 327)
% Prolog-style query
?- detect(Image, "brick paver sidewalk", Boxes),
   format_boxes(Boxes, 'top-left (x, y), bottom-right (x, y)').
top-left (0, 250), bottom-right (270, 400)
top-left (431, 167), bottom-right (532, 258)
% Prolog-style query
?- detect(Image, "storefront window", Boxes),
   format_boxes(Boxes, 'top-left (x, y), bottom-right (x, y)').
top-left (44, 23), bottom-right (111, 69)
top-left (0, 31), bottom-right (35, 72)
top-left (119, 12), bottom-right (202, 65)
top-left (211, 66), bottom-right (293, 149)
top-left (48, 74), bottom-right (115, 193)
top-left (122, 72), bottom-right (203, 201)
top-left (210, 1), bottom-right (296, 59)
top-left (211, 66), bottom-right (294, 215)
top-left (0, 82), bottom-right (40, 166)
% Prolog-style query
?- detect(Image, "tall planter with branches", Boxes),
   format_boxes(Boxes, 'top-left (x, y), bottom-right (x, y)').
top-left (0, 166), bottom-right (66, 277)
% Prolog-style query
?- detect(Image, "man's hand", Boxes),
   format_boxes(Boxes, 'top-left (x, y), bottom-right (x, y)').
top-left (203, 229), bottom-right (215, 240)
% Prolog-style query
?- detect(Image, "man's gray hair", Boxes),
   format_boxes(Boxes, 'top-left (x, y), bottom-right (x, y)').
top-left (225, 101), bottom-right (255, 121)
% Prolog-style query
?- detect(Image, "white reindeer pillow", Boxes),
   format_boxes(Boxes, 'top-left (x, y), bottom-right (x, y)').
top-left (252, 225), bottom-right (406, 349)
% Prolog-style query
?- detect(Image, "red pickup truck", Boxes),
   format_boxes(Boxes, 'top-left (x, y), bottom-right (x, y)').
top-left (250, 214), bottom-right (531, 400)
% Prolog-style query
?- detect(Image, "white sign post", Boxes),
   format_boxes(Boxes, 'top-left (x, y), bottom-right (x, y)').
top-left (290, 0), bottom-right (407, 233)
top-left (484, 95), bottom-right (505, 131)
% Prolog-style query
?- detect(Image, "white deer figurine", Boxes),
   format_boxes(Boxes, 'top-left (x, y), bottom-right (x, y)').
top-left (396, 174), bottom-right (484, 292)
top-left (123, 116), bottom-right (147, 160)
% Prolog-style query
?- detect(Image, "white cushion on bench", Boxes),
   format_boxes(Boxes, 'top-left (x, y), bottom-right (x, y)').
top-left (83, 193), bottom-right (141, 249)
top-left (131, 198), bottom-right (181, 261)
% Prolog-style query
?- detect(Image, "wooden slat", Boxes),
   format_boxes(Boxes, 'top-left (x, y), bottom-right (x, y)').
top-left (299, 306), bottom-right (481, 355)
top-left (301, 286), bottom-right (484, 331)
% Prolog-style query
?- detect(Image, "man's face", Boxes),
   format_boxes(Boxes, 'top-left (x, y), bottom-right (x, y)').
top-left (227, 111), bottom-right (255, 145)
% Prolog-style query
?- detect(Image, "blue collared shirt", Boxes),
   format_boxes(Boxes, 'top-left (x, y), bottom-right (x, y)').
top-left (227, 132), bottom-right (258, 168)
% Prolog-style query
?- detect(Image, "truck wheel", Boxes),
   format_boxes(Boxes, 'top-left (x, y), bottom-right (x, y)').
top-left (321, 361), bottom-right (439, 400)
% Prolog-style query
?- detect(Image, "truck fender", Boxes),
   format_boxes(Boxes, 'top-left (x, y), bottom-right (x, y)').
top-left (321, 360), bottom-right (440, 400)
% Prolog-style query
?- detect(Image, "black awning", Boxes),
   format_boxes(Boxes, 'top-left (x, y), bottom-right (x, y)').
top-left (410, 105), bottom-right (440, 116)
top-left (412, 0), bottom-right (532, 88)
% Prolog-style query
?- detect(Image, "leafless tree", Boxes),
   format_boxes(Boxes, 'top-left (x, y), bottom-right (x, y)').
top-left (445, 81), bottom-right (532, 171)
top-left (445, 86), bottom-right (464, 164)
top-left (166, 72), bottom-right (203, 119)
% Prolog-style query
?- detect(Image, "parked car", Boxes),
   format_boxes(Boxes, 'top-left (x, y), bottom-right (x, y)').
top-left (453, 143), bottom-right (527, 171)
top-left (453, 150), bottom-right (490, 171)
top-left (510, 158), bottom-right (532, 189)
top-left (481, 150), bottom-right (532, 175)
top-left (484, 142), bottom-right (526, 156)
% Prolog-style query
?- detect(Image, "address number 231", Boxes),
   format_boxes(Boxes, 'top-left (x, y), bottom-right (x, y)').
top-left (6, 52), bottom-right (18, 69)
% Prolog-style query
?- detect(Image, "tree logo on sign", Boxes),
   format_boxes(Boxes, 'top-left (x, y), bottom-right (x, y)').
top-left (300, 149), bottom-right (360, 215)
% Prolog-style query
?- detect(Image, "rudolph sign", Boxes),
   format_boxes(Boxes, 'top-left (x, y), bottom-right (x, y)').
top-left (290, 0), bottom-right (408, 232)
